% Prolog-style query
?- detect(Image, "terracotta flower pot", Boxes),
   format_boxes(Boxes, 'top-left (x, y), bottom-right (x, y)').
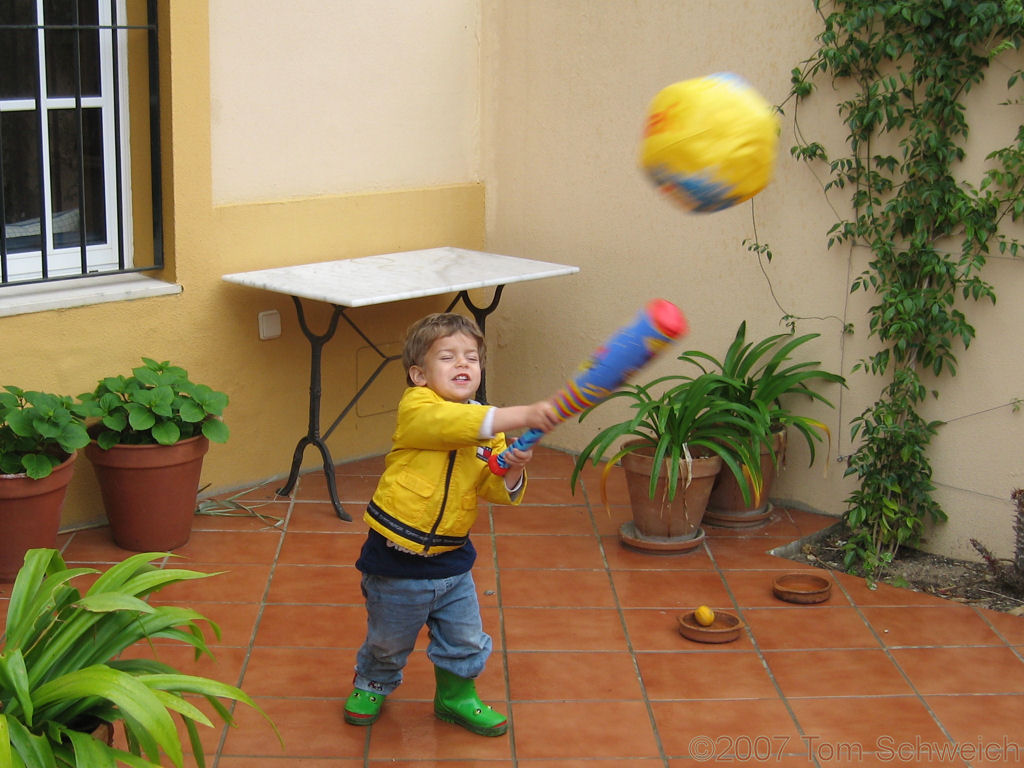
top-left (0, 452), bottom-right (77, 581)
top-left (85, 436), bottom-right (209, 551)
top-left (706, 426), bottom-right (787, 528)
top-left (619, 441), bottom-right (721, 552)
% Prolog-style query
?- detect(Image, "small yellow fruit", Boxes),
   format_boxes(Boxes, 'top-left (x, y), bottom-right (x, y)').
top-left (694, 605), bottom-right (715, 627)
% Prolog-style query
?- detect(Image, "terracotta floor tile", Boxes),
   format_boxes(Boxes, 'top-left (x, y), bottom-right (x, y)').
top-left (573, 462), bottom-right (632, 506)
top-left (651, 698), bottom-right (802, 758)
top-left (891, 646), bottom-right (1024, 694)
top-left (494, 534), bottom-right (605, 569)
top-left (492, 504), bottom-right (594, 535)
top-left (277, 530), bottom-right (365, 565)
top-left (743, 606), bottom-right (881, 650)
top-left (704, 509), bottom-right (802, 539)
top-left (221, 696), bottom-right (364, 759)
top-left (242, 646), bottom-right (351, 697)
top-left (611, 569), bottom-right (730, 609)
top-left (706, 536), bottom-right (801, 569)
top-left (590, 504), bottom-right (637, 537)
top-left (924, 693), bottom-right (1024, 746)
top-left (220, 760), bottom-right (362, 767)
top-left (502, 607), bottom-right (628, 651)
top-left (511, 701), bottom-right (661, 760)
top-left (255, 603), bottom-right (368, 648)
top-left (623, 607), bottom-right (755, 652)
top-left (862, 604), bottom-right (1005, 647)
top-left (832, 570), bottom-right (951, 607)
top-left (152, 562), bottom-right (272, 603)
top-left (266, 563), bottom-right (362, 604)
top-left (764, 648), bottom-right (913, 697)
top-left (602, 536), bottom-right (716, 570)
top-left (525, 447), bottom-right (580, 479)
top-left (61, 526), bottom-right (138, 563)
top-left (724, 568), bottom-right (850, 608)
top-left (172, 529), bottom-right (284, 564)
top-left (295, 469), bottom-right (380, 504)
top-left (786, 695), bottom-right (952, 759)
top-left (498, 568), bottom-right (615, 608)
top-left (149, 600), bottom-right (261, 647)
top-left (507, 650), bottom-right (643, 700)
top-left (288, 501), bottom-right (369, 532)
top-left (517, 477), bottom-right (580, 505)
top-left (192, 502), bottom-right (290, 531)
top-left (784, 508), bottom-right (842, 537)
top-left (981, 608), bottom-right (1024, 644)
top-left (637, 650), bottom-right (779, 700)
top-left (366, 700), bottom-right (514, 761)
top-left (42, 451), bottom-right (1024, 764)
top-left (119, 642), bottom-right (249, 685)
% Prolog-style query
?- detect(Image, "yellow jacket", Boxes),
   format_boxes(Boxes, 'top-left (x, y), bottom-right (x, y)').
top-left (364, 386), bottom-right (526, 554)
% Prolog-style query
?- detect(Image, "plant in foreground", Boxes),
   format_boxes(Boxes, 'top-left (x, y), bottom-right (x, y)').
top-left (0, 549), bottom-right (280, 767)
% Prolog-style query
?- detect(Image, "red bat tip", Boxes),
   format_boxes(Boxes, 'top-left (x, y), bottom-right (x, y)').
top-left (647, 299), bottom-right (688, 339)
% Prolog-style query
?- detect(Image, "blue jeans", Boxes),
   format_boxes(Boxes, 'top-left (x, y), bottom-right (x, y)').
top-left (353, 571), bottom-right (492, 696)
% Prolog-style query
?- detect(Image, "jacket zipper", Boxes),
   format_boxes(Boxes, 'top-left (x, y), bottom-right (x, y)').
top-left (423, 450), bottom-right (457, 553)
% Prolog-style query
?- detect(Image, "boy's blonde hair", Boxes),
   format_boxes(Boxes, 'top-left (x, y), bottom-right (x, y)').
top-left (403, 313), bottom-right (486, 386)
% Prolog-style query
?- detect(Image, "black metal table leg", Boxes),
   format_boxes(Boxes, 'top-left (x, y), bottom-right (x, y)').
top-left (279, 285), bottom-right (509, 520)
top-left (276, 297), bottom-right (352, 520)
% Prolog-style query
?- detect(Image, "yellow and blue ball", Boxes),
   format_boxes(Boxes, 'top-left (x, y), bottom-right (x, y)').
top-left (640, 73), bottom-right (779, 213)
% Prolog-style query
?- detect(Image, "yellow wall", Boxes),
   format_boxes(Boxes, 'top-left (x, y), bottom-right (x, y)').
top-left (2, 1), bottom-right (485, 529)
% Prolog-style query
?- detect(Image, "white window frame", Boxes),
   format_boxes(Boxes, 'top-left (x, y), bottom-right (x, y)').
top-left (0, 0), bottom-right (178, 316)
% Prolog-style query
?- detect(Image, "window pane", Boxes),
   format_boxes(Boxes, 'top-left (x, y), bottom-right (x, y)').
top-left (48, 106), bottom-right (106, 247)
top-left (44, 0), bottom-right (101, 98)
top-left (2, 110), bottom-right (43, 253)
top-left (0, 0), bottom-right (39, 99)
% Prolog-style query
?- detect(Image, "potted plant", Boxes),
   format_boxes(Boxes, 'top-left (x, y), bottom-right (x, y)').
top-left (570, 371), bottom-right (770, 553)
top-left (0, 388), bottom-right (90, 580)
top-left (0, 548), bottom-right (280, 767)
top-left (674, 321), bottom-right (845, 526)
top-left (75, 358), bottom-right (230, 551)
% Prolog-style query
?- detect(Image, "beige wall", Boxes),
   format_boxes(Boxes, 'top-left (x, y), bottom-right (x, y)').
top-left (209, 0), bottom-right (481, 203)
top-left (481, 1), bottom-right (1024, 561)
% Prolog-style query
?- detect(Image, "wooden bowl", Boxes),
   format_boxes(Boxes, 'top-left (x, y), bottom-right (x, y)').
top-left (772, 572), bottom-right (832, 604)
top-left (677, 609), bottom-right (743, 643)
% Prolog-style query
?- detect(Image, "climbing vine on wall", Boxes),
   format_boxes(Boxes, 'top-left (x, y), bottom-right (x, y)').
top-left (788, 0), bottom-right (1024, 577)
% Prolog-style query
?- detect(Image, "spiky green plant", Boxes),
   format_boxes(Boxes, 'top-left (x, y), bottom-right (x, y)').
top-left (971, 489), bottom-right (1024, 594)
top-left (0, 549), bottom-right (280, 767)
top-left (570, 370), bottom-right (771, 507)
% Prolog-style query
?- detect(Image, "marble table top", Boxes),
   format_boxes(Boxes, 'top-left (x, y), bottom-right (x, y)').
top-left (222, 247), bottom-right (579, 307)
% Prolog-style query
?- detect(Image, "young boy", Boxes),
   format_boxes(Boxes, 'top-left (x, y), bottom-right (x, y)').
top-left (344, 312), bottom-right (558, 736)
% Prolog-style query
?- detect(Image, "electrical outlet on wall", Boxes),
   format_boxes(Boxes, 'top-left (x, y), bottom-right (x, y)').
top-left (258, 310), bottom-right (281, 340)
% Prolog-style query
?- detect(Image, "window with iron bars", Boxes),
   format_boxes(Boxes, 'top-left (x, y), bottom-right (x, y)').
top-left (0, 0), bottom-right (162, 290)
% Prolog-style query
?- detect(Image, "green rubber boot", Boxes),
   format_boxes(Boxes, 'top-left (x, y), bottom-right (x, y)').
top-left (344, 687), bottom-right (385, 726)
top-left (433, 666), bottom-right (508, 737)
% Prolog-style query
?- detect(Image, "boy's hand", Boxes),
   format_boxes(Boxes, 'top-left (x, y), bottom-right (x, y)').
top-left (491, 400), bottom-right (561, 436)
top-left (526, 400), bottom-right (560, 432)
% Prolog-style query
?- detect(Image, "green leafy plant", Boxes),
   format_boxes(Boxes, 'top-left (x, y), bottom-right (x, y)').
top-left (76, 358), bottom-right (230, 449)
top-left (570, 371), bottom-right (771, 506)
top-left (0, 388), bottom-right (90, 479)
top-left (0, 548), bottom-right (280, 767)
top-left (673, 321), bottom-right (845, 466)
top-left (785, 0), bottom-right (1024, 577)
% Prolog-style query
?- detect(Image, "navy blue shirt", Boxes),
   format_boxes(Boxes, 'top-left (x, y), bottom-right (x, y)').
top-left (355, 528), bottom-right (477, 578)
